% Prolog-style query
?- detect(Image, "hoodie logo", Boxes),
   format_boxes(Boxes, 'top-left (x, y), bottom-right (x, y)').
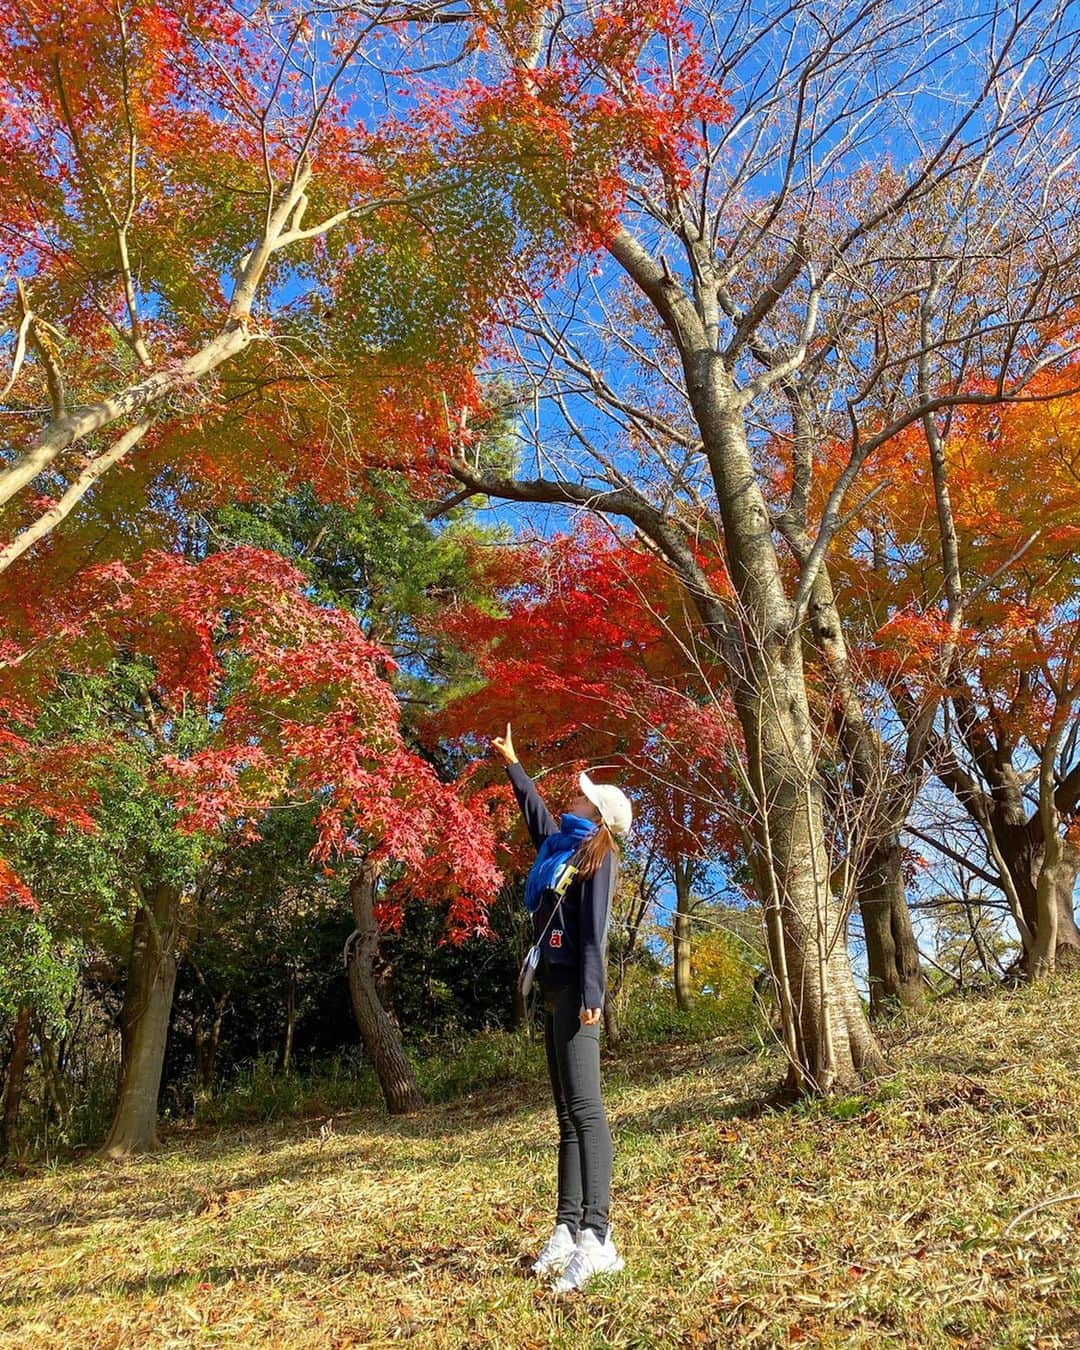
top-left (549, 929), bottom-right (563, 949)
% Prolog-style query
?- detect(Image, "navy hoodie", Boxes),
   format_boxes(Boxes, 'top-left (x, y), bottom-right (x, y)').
top-left (507, 761), bottom-right (615, 1009)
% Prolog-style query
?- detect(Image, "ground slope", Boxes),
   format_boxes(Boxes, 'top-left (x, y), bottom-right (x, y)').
top-left (2, 980), bottom-right (1079, 1348)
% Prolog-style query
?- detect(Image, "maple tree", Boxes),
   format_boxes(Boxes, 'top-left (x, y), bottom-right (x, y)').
top-left (0, 0), bottom-right (530, 1135)
top-left (0, 543), bottom-right (500, 1150)
top-left (433, 523), bottom-right (744, 1012)
top-left (434, 0), bottom-right (1080, 1088)
top-left (820, 374), bottom-right (1080, 975)
top-left (0, 0), bottom-right (529, 582)
top-left (204, 473), bottom-right (526, 1107)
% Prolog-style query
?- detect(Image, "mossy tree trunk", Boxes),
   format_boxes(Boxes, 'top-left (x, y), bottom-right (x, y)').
top-left (101, 882), bottom-right (181, 1157)
top-left (1, 1005), bottom-right (31, 1161)
top-left (347, 861), bottom-right (422, 1114)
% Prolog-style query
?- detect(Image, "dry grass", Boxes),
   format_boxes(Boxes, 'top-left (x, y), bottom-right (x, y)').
top-left (2, 979), bottom-right (1080, 1348)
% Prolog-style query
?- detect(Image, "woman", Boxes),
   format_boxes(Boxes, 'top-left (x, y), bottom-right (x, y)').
top-left (492, 722), bottom-right (632, 1293)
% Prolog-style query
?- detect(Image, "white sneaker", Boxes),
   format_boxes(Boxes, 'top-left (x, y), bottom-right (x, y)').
top-left (552, 1226), bottom-right (625, 1293)
top-left (530, 1222), bottom-right (577, 1278)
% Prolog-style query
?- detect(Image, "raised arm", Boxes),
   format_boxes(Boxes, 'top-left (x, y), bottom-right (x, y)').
top-left (506, 762), bottom-right (559, 849)
top-left (491, 722), bottom-right (559, 849)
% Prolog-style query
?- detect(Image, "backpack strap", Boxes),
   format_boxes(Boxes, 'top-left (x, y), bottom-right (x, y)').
top-left (520, 864), bottom-right (581, 1006)
top-left (531, 862), bottom-right (579, 952)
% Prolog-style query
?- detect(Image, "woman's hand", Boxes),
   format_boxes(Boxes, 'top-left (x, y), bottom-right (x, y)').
top-left (491, 722), bottom-right (517, 764)
top-left (580, 1007), bottom-right (602, 1026)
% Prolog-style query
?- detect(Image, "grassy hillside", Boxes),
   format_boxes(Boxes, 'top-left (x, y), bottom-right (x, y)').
top-left (2, 980), bottom-right (1079, 1348)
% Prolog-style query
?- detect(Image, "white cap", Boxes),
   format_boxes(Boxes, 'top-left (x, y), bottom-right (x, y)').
top-left (579, 771), bottom-right (632, 838)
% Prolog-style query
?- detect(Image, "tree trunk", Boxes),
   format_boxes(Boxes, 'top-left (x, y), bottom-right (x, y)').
top-left (36, 1014), bottom-right (70, 1131)
top-left (280, 971), bottom-right (297, 1075)
top-left (673, 858), bottom-right (694, 1012)
top-left (193, 1016), bottom-right (204, 1088)
top-left (1048, 846), bottom-right (1080, 970)
top-left (347, 862), bottom-right (422, 1114)
top-left (1026, 793), bottom-right (1074, 977)
top-left (753, 742), bottom-right (886, 1094)
top-left (100, 883), bottom-right (181, 1157)
top-left (792, 527), bottom-right (924, 1018)
top-left (940, 746), bottom-right (1080, 973)
top-left (696, 398), bottom-right (883, 1092)
top-left (858, 839), bottom-right (924, 1015)
top-left (602, 987), bottom-right (621, 1047)
top-left (1026, 841), bottom-right (1080, 971)
top-left (1029, 860), bottom-right (1064, 980)
top-left (206, 999), bottom-right (224, 1090)
top-left (196, 995), bottom-right (226, 1094)
top-left (1029, 723), bottom-right (1073, 980)
top-left (992, 818), bottom-right (1080, 973)
top-left (1, 1005), bottom-right (31, 1161)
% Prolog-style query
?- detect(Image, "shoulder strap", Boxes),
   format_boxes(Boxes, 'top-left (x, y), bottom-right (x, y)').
top-left (534, 862), bottom-right (579, 946)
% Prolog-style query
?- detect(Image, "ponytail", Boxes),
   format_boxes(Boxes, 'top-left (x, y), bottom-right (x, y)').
top-left (572, 822), bottom-right (620, 879)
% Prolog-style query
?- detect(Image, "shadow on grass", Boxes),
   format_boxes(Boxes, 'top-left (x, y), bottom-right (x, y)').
top-left (2, 1031), bottom-right (780, 1243)
top-left (0, 1139), bottom-right (487, 1241)
top-left (0, 1238), bottom-right (542, 1310)
top-left (0, 1088), bottom-right (561, 1240)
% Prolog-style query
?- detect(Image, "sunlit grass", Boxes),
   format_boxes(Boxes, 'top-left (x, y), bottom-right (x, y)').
top-left (2, 979), bottom-right (1079, 1347)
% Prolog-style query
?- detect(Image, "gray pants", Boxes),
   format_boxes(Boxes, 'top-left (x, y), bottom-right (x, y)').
top-left (543, 982), bottom-right (613, 1236)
